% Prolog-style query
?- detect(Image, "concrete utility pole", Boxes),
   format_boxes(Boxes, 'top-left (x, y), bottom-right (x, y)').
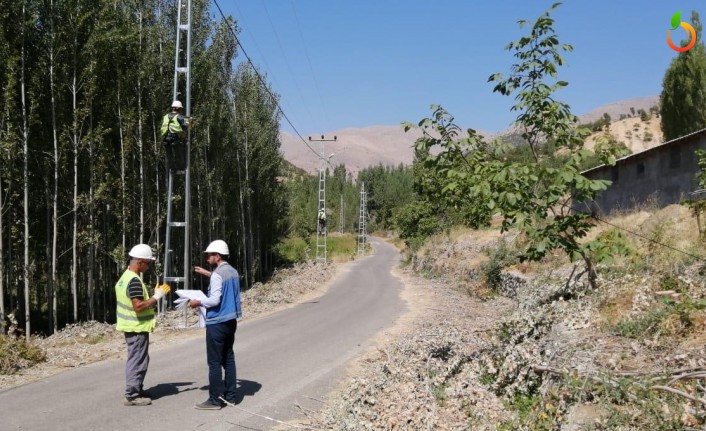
top-left (164, 0), bottom-right (192, 321)
top-left (357, 182), bottom-right (367, 256)
top-left (339, 194), bottom-right (344, 234)
top-left (309, 135), bottom-right (337, 263)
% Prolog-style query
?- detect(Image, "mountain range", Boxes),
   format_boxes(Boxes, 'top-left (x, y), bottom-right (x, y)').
top-left (279, 95), bottom-right (661, 176)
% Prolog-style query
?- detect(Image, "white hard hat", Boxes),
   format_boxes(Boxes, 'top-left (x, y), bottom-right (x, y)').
top-left (128, 244), bottom-right (156, 261)
top-left (204, 240), bottom-right (229, 256)
top-left (171, 100), bottom-right (183, 109)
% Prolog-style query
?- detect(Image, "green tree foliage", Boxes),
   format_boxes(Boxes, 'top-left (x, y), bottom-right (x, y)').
top-left (394, 200), bottom-right (440, 252)
top-left (282, 162), bottom-right (415, 244)
top-left (0, 0), bottom-right (287, 334)
top-left (406, 3), bottom-right (628, 287)
top-left (683, 149), bottom-right (706, 235)
top-left (358, 163), bottom-right (414, 231)
top-left (661, 11), bottom-right (706, 141)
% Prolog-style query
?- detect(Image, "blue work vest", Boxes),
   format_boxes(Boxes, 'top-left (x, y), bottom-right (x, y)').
top-left (206, 262), bottom-right (242, 325)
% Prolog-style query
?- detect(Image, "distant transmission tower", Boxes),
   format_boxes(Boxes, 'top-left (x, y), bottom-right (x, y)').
top-left (357, 181), bottom-right (367, 255)
top-left (309, 135), bottom-right (337, 263)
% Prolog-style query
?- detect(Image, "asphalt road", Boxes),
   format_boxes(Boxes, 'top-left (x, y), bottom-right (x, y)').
top-left (0, 237), bottom-right (405, 430)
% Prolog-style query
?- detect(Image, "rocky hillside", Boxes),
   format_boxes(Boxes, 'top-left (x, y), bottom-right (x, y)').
top-left (281, 96), bottom-right (662, 176)
top-left (280, 125), bottom-right (424, 177)
top-left (585, 115), bottom-right (664, 154)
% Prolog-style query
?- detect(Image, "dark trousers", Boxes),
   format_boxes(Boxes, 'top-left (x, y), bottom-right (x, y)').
top-left (124, 332), bottom-right (150, 399)
top-left (164, 140), bottom-right (187, 171)
top-left (205, 319), bottom-right (237, 404)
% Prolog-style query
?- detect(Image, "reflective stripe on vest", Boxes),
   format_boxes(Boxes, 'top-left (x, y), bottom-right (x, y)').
top-left (115, 269), bottom-right (155, 332)
top-left (161, 113), bottom-right (183, 136)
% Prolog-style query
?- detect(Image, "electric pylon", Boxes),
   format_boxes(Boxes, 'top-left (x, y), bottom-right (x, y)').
top-left (357, 181), bottom-right (367, 256)
top-left (163, 0), bottom-right (192, 306)
top-left (309, 135), bottom-right (337, 263)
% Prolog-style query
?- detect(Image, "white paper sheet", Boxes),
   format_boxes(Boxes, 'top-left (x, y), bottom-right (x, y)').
top-left (175, 290), bottom-right (207, 327)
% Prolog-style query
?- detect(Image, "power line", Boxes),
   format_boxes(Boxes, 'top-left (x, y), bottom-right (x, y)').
top-left (290, 0), bottom-right (330, 127)
top-left (261, 1), bottom-right (315, 126)
top-left (212, 0), bottom-right (320, 159)
top-left (592, 211), bottom-right (705, 262)
top-left (566, 203), bottom-right (706, 262)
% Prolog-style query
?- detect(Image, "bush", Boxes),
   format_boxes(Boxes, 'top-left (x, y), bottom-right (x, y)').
top-left (480, 239), bottom-right (519, 290)
top-left (394, 200), bottom-right (441, 252)
top-left (0, 335), bottom-right (46, 374)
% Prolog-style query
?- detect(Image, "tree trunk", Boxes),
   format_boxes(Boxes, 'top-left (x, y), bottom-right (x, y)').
top-left (50, 0), bottom-right (59, 333)
top-left (243, 103), bottom-right (254, 288)
top-left (0, 108), bottom-right (6, 334)
top-left (71, 35), bottom-right (80, 324)
top-left (21, 2), bottom-right (31, 340)
top-left (137, 8), bottom-right (144, 243)
top-left (88, 96), bottom-right (95, 322)
top-left (231, 104), bottom-right (248, 288)
top-left (118, 82), bottom-right (126, 254)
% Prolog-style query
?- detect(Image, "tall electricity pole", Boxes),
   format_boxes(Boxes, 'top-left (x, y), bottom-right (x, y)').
top-left (309, 135), bottom-right (337, 263)
top-left (357, 181), bottom-right (367, 256)
top-left (164, 0), bottom-right (192, 309)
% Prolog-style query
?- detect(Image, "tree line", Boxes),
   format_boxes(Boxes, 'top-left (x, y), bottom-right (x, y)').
top-left (0, 0), bottom-right (286, 338)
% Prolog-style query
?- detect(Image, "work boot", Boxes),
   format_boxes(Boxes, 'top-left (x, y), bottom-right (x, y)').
top-left (194, 400), bottom-right (222, 410)
top-left (124, 396), bottom-right (152, 406)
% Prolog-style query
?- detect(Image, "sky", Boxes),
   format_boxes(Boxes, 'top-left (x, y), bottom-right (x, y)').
top-left (211, 1), bottom-right (704, 136)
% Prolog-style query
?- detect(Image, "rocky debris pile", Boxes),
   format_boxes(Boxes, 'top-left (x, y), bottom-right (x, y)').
top-left (241, 261), bottom-right (336, 317)
top-left (36, 321), bottom-right (124, 368)
top-left (307, 227), bottom-right (706, 430)
top-left (309, 269), bottom-right (515, 430)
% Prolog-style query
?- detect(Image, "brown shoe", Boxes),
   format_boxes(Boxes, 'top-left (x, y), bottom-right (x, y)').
top-left (124, 396), bottom-right (152, 406)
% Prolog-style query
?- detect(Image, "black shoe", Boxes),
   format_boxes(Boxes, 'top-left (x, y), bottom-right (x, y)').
top-left (138, 389), bottom-right (152, 399)
top-left (194, 400), bottom-right (222, 410)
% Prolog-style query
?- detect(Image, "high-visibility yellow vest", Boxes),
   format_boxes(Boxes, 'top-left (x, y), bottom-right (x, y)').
top-left (161, 113), bottom-right (185, 136)
top-left (115, 269), bottom-right (155, 333)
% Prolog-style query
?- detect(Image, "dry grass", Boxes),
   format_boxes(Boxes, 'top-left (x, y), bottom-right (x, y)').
top-left (598, 286), bottom-right (637, 327)
top-left (584, 116), bottom-right (663, 153)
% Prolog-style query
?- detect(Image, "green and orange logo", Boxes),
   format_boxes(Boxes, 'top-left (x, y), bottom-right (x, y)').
top-left (667, 11), bottom-right (696, 52)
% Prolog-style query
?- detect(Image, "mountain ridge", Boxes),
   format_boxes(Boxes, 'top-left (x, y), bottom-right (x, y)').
top-left (280, 96), bottom-right (662, 175)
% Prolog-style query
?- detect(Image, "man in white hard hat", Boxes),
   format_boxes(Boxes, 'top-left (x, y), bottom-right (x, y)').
top-left (190, 239), bottom-right (242, 410)
top-left (115, 244), bottom-right (170, 406)
top-left (160, 100), bottom-right (189, 171)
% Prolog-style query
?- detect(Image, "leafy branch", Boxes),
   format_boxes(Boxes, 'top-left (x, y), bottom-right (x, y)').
top-left (406, 3), bottom-right (630, 288)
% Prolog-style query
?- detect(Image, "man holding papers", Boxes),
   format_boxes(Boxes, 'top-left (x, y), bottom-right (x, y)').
top-left (189, 240), bottom-right (242, 410)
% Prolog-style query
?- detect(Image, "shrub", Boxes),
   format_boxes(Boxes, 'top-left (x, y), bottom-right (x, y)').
top-left (0, 335), bottom-right (46, 375)
top-left (480, 239), bottom-right (519, 290)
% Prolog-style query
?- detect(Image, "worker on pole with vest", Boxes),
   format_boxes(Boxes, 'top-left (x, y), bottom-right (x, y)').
top-left (161, 100), bottom-right (189, 171)
top-left (115, 244), bottom-right (170, 406)
top-left (318, 208), bottom-right (327, 235)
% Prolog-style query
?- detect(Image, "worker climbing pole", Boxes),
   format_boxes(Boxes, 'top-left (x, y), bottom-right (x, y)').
top-left (309, 135), bottom-right (337, 264)
top-left (163, 0), bottom-right (193, 303)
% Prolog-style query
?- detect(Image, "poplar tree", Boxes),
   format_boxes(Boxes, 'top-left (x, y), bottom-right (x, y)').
top-left (661, 11), bottom-right (706, 141)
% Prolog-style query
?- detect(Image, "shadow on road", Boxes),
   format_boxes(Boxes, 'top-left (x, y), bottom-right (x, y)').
top-left (146, 381), bottom-right (197, 400)
top-left (197, 378), bottom-right (262, 404)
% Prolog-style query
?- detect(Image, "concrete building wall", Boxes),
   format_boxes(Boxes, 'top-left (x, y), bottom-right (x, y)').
top-left (582, 131), bottom-right (706, 215)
